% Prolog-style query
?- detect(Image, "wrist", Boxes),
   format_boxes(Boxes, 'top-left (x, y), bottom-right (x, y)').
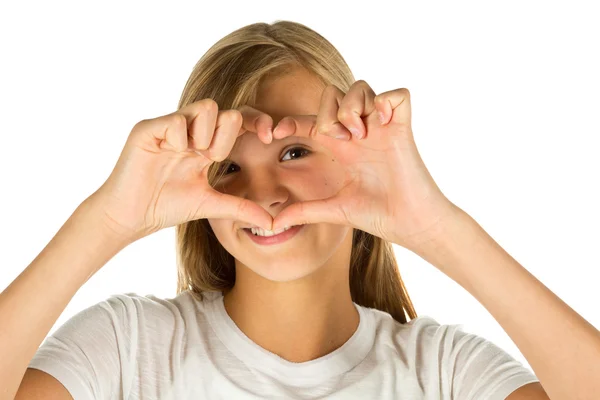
top-left (409, 206), bottom-right (476, 274)
top-left (406, 204), bottom-right (467, 256)
top-left (76, 194), bottom-right (135, 250)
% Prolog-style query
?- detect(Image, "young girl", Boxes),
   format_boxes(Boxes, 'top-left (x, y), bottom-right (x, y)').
top-left (4, 20), bottom-right (596, 399)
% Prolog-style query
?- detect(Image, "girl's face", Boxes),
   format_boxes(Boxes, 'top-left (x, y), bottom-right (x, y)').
top-left (207, 68), bottom-right (354, 282)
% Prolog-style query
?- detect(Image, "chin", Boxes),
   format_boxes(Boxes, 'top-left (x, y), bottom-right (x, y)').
top-left (239, 253), bottom-right (324, 283)
top-left (210, 222), bottom-right (352, 283)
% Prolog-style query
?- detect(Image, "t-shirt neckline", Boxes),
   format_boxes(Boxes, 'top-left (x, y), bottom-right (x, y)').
top-left (204, 291), bottom-right (375, 386)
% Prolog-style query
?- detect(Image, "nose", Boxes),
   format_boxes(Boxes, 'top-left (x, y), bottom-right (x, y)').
top-left (243, 169), bottom-right (290, 213)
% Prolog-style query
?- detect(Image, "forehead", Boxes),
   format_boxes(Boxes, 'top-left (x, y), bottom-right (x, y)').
top-left (228, 67), bottom-right (326, 156)
top-left (253, 66), bottom-right (325, 125)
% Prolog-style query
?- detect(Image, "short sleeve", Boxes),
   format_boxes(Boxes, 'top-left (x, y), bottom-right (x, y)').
top-left (444, 323), bottom-right (540, 400)
top-left (28, 294), bottom-right (137, 400)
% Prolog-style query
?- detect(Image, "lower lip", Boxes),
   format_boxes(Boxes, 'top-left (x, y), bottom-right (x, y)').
top-left (243, 225), bottom-right (304, 245)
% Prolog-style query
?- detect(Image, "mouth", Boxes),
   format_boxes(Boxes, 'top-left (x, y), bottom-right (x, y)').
top-left (242, 225), bottom-right (304, 246)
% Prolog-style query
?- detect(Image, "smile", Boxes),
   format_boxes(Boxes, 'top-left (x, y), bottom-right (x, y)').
top-left (243, 225), bottom-right (304, 245)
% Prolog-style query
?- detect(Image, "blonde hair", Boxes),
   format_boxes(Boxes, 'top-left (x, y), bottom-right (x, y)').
top-left (175, 20), bottom-right (417, 324)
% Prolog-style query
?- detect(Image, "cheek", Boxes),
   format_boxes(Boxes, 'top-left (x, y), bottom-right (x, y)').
top-left (211, 160), bottom-right (344, 199)
top-left (207, 219), bottom-right (244, 258)
top-left (288, 164), bottom-right (344, 198)
top-left (207, 219), bottom-right (230, 242)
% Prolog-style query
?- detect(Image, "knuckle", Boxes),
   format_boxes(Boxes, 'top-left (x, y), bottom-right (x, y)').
top-left (170, 113), bottom-right (187, 127)
top-left (355, 80), bottom-right (376, 97)
top-left (337, 108), bottom-right (354, 123)
top-left (221, 109), bottom-right (243, 131)
top-left (352, 80), bottom-right (371, 93)
top-left (316, 122), bottom-right (331, 136)
top-left (200, 98), bottom-right (219, 114)
top-left (227, 109), bottom-right (243, 124)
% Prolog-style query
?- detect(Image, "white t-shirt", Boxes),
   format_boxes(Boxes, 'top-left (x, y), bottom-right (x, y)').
top-left (29, 290), bottom-right (539, 399)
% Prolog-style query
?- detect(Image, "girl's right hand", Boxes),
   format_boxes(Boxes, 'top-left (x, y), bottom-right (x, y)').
top-left (90, 99), bottom-right (275, 244)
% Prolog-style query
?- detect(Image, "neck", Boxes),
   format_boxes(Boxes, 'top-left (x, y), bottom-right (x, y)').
top-left (222, 263), bottom-right (359, 363)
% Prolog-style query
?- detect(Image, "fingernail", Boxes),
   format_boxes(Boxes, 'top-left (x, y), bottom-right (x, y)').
top-left (267, 127), bottom-right (273, 143)
top-left (272, 126), bottom-right (279, 138)
top-left (335, 133), bottom-right (350, 140)
top-left (378, 111), bottom-right (386, 124)
top-left (349, 127), bottom-right (362, 139)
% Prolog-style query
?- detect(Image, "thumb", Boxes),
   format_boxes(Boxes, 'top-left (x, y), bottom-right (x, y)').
top-left (376, 87), bottom-right (412, 129)
top-left (199, 189), bottom-right (273, 230)
top-left (272, 196), bottom-right (348, 231)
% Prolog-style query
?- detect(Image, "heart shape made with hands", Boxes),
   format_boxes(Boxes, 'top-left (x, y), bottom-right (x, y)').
top-left (240, 81), bottom-right (456, 251)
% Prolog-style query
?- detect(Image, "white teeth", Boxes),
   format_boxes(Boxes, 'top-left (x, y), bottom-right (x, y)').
top-left (250, 226), bottom-right (293, 237)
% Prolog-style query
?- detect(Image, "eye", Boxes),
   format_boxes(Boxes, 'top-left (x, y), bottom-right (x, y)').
top-left (281, 146), bottom-right (310, 161)
top-left (220, 163), bottom-right (239, 176)
top-left (219, 146), bottom-right (311, 176)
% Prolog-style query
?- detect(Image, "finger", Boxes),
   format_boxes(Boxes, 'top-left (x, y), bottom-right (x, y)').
top-left (133, 113), bottom-right (189, 152)
top-left (338, 80), bottom-right (377, 140)
top-left (270, 87), bottom-right (352, 141)
top-left (271, 114), bottom-right (319, 140)
top-left (317, 85), bottom-right (353, 141)
top-left (177, 98), bottom-right (219, 150)
top-left (198, 188), bottom-right (274, 230)
top-left (374, 87), bottom-right (412, 130)
top-left (202, 109), bottom-right (243, 162)
top-left (271, 196), bottom-right (349, 231)
top-left (236, 105), bottom-right (274, 144)
top-left (199, 106), bottom-right (275, 162)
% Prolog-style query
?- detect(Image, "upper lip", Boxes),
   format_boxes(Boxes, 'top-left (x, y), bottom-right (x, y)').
top-left (238, 224), bottom-right (300, 230)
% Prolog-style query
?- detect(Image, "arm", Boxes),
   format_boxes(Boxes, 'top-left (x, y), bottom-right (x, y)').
top-left (0, 195), bottom-right (131, 400)
top-left (16, 369), bottom-right (73, 400)
top-left (405, 206), bottom-right (600, 400)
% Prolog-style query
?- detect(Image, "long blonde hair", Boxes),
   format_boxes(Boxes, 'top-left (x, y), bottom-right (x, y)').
top-left (175, 21), bottom-right (417, 324)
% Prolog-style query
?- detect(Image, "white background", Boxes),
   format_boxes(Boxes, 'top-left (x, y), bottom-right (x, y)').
top-left (1, 0), bottom-right (599, 375)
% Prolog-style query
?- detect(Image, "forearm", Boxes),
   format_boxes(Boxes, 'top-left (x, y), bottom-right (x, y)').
top-left (0, 196), bottom-right (131, 399)
top-left (408, 206), bottom-right (600, 400)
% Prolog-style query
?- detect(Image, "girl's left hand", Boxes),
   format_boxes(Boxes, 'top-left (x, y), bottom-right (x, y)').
top-left (270, 81), bottom-right (459, 251)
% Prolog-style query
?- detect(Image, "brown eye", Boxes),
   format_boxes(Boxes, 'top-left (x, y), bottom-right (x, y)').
top-left (219, 162), bottom-right (239, 176)
top-left (219, 146), bottom-right (310, 177)
top-left (281, 147), bottom-right (310, 161)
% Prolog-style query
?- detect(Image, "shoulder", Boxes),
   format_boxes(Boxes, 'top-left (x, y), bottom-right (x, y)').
top-left (363, 309), bottom-right (540, 398)
top-left (95, 290), bottom-right (206, 327)
top-left (367, 308), bottom-right (475, 343)
top-left (51, 290), bottom-right (208, 338)
top-left (28, 290), bottom-right (221, 399)
top-left (364, 307), bottom-right (452, 343)
top-left (364, 308), bottom-right (497, 367)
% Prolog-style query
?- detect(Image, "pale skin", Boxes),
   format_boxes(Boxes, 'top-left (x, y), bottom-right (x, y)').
top-left (211, 67), bottom-right (600, 400)
top-left (5, 65), bottom-right (598, 399)
top-left (209, 67), bottom-right (360, 363)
